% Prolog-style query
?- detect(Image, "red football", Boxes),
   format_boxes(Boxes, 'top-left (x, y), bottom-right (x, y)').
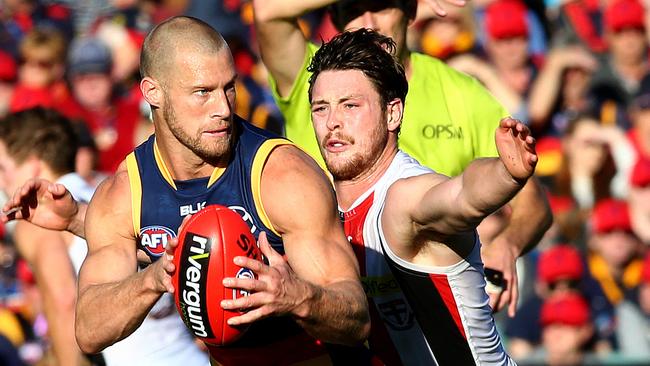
top-left (172, 204), bottom-right (262, 346)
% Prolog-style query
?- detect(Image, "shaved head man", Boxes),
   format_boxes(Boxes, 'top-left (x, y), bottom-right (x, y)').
top-left (139, 17), bottom-right (237, 162)
top-left (140, 17), bottom-right (228, 80)
top-left (52, 16), bottom-right (370, 365)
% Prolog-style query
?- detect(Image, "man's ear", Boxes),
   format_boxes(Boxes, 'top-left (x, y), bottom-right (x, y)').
top-left (140, 77), bottom-right (162, 108)
top-left (386, 98), bottom-right (403, 132)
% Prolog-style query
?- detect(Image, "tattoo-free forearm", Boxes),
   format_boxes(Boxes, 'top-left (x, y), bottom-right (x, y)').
top-left (293, 279), bottom-right (370, 345)
top-left (75, 267), bottom-right (164, 354)
top-left (459, 158), bottom-right (525, 221)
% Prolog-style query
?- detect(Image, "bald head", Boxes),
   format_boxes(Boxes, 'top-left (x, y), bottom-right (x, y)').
top-left (140, 16), bottom-right (228, 83)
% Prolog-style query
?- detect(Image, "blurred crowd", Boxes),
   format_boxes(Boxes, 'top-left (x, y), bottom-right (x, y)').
top-left (1, 0), bottom-right (650, 365)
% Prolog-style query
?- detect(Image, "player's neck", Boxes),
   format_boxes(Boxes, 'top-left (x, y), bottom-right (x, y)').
top-left (335, 144), bottom-right (398, 211)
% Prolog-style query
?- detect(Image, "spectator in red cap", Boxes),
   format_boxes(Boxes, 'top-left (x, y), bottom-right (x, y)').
top-left (449, 0), bottom-right (534, 121)
top-left (629, 158), bottom-right (650, 245)
top-left (589, 0), bottom-right (650, 129)
top-left (505, 244), bottom-right (602, 359)
top-left (8, 28), bottom-right (78, 119)
top-left (485, 0), bottom-right (529, 41)
top-left (588, 199), bottom-right (644, 306)
top-left (603, 0), bottom-right (645, 34)
top-left (604, 0), bottom-right (647, 75)
top-left (538, 244), bottom-right (585, 290)
top-left (483, 0), bottom-right (533, 73)
top-left (540, 293), bottom-right (595, 366)
top-left (588, 199), bottom-right (650, 358)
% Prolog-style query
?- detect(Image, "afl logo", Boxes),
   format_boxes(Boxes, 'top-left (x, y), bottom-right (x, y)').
top-left (232, 268), bottom-right (255, 299)
top-left (140, 226), bottom-right (175, 256)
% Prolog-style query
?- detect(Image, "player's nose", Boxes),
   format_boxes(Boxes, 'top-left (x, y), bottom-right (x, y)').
top-left (326, 108), bottom-right (344, 131)
top-left (209, 90), bottom-right (233, 119)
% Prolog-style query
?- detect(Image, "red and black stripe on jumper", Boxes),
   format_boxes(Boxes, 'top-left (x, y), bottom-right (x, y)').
top-left (341, 193), bottom-right (405, 366)
top-left (383, 256), bottom-right (476, 366)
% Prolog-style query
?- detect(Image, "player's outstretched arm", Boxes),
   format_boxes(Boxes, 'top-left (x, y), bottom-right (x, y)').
top-left (1, 178), bottom-right (87, 237)
top-left (75, 169), bottom-right (176, 354)
top-left (388, 117), bottom-right (537, 237)
top-left (222, 145), bottom-right (369, 345)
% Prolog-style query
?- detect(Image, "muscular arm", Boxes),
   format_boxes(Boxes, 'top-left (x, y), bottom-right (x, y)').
top-left (386, 119), bottom-right (536, 253)
top-left (75, 169), bottom-right (174, 354)
top-left (398, 157), bottom-right (525, 237)
top-left (261, 145), bottom-right (369, 344)
top-left (253, 0), bottom-right (335, 97)
top-left (14, 223), bottom-right (83, 366)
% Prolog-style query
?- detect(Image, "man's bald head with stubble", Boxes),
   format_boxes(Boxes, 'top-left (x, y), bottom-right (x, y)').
top-left (140, 16), bottom-right (229, 86)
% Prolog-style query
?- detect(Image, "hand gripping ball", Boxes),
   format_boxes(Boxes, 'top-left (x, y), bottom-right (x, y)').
top-left (172, 204), bottom-right (262, 345)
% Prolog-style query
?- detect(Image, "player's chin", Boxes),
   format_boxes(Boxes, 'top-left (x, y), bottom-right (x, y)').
top-left (197, 143), bottom-right (231, 160)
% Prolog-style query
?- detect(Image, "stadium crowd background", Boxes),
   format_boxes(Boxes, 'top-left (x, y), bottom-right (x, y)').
top-left (1, 0), bottom-right (650, 365)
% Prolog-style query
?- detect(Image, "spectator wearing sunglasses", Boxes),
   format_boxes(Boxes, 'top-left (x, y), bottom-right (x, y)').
top-left (8, 27), bottom-right (77, 118)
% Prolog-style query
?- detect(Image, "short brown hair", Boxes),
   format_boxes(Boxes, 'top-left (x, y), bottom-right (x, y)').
top-left (0, 108), bottom-right (78, 176)
top-left (308, 28), bottom-right (408, 109)
top-left (19, 27), bottom-right (67, 64)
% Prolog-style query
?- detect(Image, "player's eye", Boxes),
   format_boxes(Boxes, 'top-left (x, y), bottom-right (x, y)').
top-left (312, 105), bottom-right (327, 113)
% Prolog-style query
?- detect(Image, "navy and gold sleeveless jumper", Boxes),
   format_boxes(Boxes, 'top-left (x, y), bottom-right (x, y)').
top-left (126, 117), bottom-right (327, 365)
